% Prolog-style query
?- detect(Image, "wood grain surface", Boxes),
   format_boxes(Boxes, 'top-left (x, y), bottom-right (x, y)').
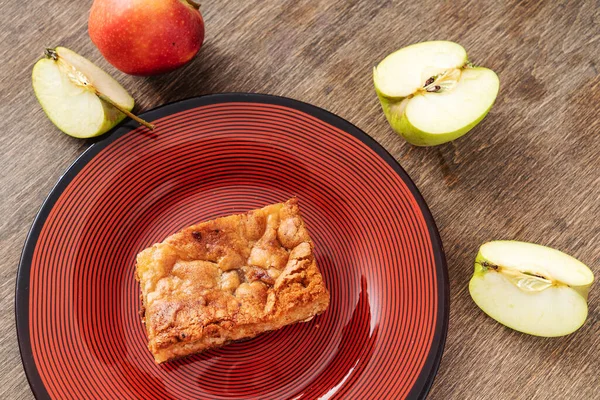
top-left (1, 0), bottom-right (599, 398)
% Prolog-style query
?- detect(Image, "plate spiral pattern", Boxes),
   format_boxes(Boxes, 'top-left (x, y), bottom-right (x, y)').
top-left (17, 94), bottom-right (448, 399)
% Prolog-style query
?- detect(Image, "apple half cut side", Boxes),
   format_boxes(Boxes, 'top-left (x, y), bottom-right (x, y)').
top-left (469, 241), bottom-right (594, 337)
top-left (374, 41), bottom-right (500, 146)
top-left (32, 47), bottom-right (152, 138)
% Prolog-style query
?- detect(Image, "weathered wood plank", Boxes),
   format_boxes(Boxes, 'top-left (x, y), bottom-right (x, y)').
top-left (1, 1), bottom-right (598, 398)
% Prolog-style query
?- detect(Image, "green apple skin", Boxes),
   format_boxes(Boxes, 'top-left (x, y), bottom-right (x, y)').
top-left (375, 68), bottom-right (499, 146)
top-left (377, 89), bottom-right (496, 146)
top-left (32, 47), bottom-right (134, 139)
top-left (469, 241), bottom-right (594, 337)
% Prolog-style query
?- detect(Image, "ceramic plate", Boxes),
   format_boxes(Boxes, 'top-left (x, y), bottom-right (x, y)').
top-left (16, 94), bottom-right (448, 399)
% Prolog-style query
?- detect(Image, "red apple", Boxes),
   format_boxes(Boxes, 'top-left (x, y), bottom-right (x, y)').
top-left (89, 0), bottom-right (205, 76)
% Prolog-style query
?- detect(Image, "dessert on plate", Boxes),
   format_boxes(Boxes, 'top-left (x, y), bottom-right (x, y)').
top-left (135, 198), bottom-right (330, 363)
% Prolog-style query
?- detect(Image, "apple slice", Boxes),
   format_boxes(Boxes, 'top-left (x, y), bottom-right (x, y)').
top-left (32, 47), bottom-right (152, 138)
top-left (469, 241), bottom-right (594, 337)
top-left (374, 41), bottom-right (500, 146)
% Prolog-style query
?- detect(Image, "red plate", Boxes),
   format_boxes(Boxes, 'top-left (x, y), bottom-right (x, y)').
top-left (16, 94), bottom-right (448, 399)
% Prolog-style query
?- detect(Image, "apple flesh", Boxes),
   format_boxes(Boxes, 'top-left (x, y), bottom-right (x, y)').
top-left (89, 0), bottom-right (205, 76)
top-left (374, 41), bottom-right (499, 146)
top-left (32, 47), bottom-right (135, 138)
top-left (469, 241), bottom-right (594, 337)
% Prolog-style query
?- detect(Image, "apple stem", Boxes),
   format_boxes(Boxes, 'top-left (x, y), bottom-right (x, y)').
top-left (184, 0), bottom-right (201, 9)
top-left (44, 48), bottom-right (59, 61)
top-left (479, 261), bottom-right (499, 271)
top-left (95, 91), bottom-right (155, 130)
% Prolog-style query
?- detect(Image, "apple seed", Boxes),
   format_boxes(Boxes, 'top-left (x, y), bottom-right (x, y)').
top-left (424, 77), bottom-right (435, 87)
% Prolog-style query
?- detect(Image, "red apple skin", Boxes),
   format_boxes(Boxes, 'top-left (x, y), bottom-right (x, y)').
top-left (89, 0), bottom-right (204, 76)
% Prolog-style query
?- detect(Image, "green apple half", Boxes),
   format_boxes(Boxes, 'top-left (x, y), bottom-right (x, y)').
top-left (32, 47), bottom-right (151, 138)
top-left (469, 241), bottom-right (594, 337)
top-left (374, 41), bottom-right (499, 146)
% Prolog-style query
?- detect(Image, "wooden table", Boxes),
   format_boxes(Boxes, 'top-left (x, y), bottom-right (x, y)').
top-left (2, 1), bottom-right (598, 398)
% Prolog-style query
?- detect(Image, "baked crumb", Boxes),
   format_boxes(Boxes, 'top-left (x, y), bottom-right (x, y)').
top-left (135, 198), bottom-right (330, 363)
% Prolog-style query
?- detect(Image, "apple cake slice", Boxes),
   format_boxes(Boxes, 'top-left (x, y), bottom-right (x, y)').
top-left (135, 198), bottom-right (330, 363)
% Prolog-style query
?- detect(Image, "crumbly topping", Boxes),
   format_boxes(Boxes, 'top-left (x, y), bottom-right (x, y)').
top-left (135, 198), bottom-right (330, 362)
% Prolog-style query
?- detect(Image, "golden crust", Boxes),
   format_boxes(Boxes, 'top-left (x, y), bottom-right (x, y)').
top-left (135, 198), bottom-right (330, 363)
